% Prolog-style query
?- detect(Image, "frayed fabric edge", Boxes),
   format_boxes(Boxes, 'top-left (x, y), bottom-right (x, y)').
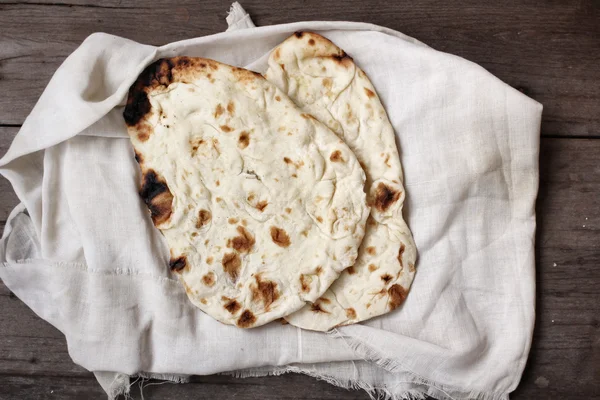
top-left (106, 373), bottom-right (131, 400)
top-left (224, 366), bottom-right (428, 400)
top-left (106, 363), bottom-right (507, 400)
top-left (103, 352), bottom-right (508, 400)
top-left (226, 2), bottom-right (256, 32)
top-left (106, 372), bottom-right (189, 400)
top-left (327, 329), bottom-right (510, 400)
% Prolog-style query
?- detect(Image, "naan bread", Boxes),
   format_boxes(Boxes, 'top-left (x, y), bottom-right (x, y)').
top-left (266, 32), bottom-right (417, 331)
top-left (124, 57), bottom-right (369, 328)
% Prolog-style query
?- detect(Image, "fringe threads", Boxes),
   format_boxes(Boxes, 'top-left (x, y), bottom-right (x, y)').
top-left (225, 365), bottom-right (428, 400)
top-left (106, 331), bottom-right (509, 400)
top-left (325, 329), bottom-right (510, 400)
top-left (107, 372), bottom-right (188, 400)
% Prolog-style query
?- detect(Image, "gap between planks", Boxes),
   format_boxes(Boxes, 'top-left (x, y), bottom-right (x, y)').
top-left (0, 1), bottom-right (598, 134)
top-left (1, 124), bottom-right (599, 138)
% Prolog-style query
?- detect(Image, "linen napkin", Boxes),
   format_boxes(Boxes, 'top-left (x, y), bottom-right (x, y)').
top-left (0, 3), bottom-right (541, 399)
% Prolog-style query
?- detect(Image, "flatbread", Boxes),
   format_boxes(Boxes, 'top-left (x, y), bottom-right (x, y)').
top-left (124, 57), bottom-right (369, 328)
top-left (266, 32), bottom-right (417, 331)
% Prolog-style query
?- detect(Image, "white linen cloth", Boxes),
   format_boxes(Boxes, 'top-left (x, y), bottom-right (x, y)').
top-left (0, 3), bottom-right (541, 399)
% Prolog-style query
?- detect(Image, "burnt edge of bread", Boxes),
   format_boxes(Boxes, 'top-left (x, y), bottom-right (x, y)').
top-left (123, 57), bottom-right (195, 127)
top-left (291, 32), bottom-right (353, 64)
top-left (123, 57), bottom-right (261, 127)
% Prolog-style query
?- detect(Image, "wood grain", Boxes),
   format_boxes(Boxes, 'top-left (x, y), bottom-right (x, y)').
top-left (0, 1), bottom-right (598, 398)
top-left (0, 0), bottom-right (598, 136)
top-left (0, 127), bottom-right (19, 232)
top-left (0, 376), bottom-right (106, 400)
top-left (0, 374), bottom-right (373, 400)
top-left (0, 187), bottom-right (18, 232)
top-left (1, 136), bottom-right (598, 399)
top-left (518, 138), bottom-right (600, 399)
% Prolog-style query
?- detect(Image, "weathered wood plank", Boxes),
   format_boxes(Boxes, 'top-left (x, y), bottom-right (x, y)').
top-left (515, 138), bottom-right (600, 399)
top-left (0, 373), bottom-right (373, 400)
top-left (0, 138), bottom-right (599, 398)
top-left (0, 0), bottom-right (598, 135)
top-left (0, 186), bottom-right (18, 232)
top-left (137, 374), bottom-right (369, 400)
top-left (0, 0), bottom-right (231, 128)
top-left (0, 375), bottom-right (106, 400)
top-left (0, 127), bottom-right (19, 233)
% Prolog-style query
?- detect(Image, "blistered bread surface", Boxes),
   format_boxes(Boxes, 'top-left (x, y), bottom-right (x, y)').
top-left (124, 57), bottom-right (369, 328)
top-left (266, 32), bottom-right (417, 331)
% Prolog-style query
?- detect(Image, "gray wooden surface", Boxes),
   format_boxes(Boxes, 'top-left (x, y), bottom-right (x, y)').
top-left (0, 1), bottom-right (599, 399)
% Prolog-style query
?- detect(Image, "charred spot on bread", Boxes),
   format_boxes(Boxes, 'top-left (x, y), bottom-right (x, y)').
top-left (300, 274), bottom-right (311, 292)
top-left (202, 272), bottom-right (215, 286)
top-left (388, 284), bottom-right (408, 310)
top-left (222, 252), bottom-right (242, 282)
top-left (214, 104), bottom-right (224, 118)
top-left (270, 226), bottom-right (291, 247)
top-left (169, 256), bottom-right (187, 272)
top-left (330, 150), bottom-right (344, 162)
top-left (397, 242), bottom-right (406, 269)
top-left (331, 51), bottom-right (352, 63)
top-left (237, 309), bottom-right (257, 327)
top-left (125, 57), bottom-right (217, 127)
top-left (196, 209), bottom-right (212, 228)
top-left (227, 226), bottom-right (255, 253)
top-left (123, 89), bottom-right (151, 127)
top-left (227, 101), bottom-right (235, 114)
top-left (373, 182), bottom-right (401, 212)
top-left (135, 125), bottom-right (151, 142)
top-left (124, 58), bottom-right (180, 126)
top-left (255, 200), bottom-right (268, 212)
top-left (311, 302), bottom-right (329, 313)
top-left (251, 275), bottom-right (280, 310)
top-left (134, 151), bottom-right (144, 164)
top-left (238, 131), bottom-right (250, 149)
top-left (223, 298), bottom-right (241, 314)
top-left (139, 170), bottom-right (173, 225)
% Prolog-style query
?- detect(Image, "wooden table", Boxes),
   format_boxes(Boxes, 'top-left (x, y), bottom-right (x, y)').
top-left (0, 1), bottom-right (598, 399)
